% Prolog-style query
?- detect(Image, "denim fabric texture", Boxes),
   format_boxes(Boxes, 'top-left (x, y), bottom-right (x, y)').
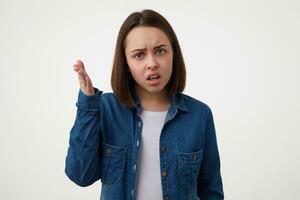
top-left (65, 86), bottom-right (224, 200)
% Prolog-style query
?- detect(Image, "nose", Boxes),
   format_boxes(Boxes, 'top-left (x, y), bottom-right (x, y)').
top-left (146, 54), bottom-right (158, 70)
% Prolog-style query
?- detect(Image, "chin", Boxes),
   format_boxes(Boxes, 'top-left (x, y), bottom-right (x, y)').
top-left (138, 83), bottom-right (167, 95)
top-left (147, 87), bottom-right (166, 94)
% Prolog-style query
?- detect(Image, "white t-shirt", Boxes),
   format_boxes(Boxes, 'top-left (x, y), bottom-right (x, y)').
top-left (135, 110), bottom-right (168, 200)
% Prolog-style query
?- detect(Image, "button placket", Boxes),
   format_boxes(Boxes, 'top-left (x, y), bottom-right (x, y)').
top-left (160, 145), bottom-right (166, 152)
top-left (132, 117), bottom-right (142, 199)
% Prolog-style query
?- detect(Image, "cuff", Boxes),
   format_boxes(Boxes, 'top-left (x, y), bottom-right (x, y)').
top-left (75, 87), bottom-right (103, 110)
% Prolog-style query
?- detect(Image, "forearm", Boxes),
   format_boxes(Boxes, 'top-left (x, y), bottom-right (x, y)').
top-left (65, 88), bottom-right (103, 187)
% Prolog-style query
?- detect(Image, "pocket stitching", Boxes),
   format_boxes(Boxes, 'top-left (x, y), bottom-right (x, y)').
top-left (101, 143), bottom-right (126, 185)
top-left (177, 149), bottom-right (203, 192)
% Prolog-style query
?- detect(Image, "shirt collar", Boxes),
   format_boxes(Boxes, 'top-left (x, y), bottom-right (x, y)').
top-left (132, 85), bottom-right (189, 115)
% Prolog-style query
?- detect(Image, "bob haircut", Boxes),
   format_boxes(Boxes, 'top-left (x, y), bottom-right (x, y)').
top-left (111, 9), bottom-right (186, 109)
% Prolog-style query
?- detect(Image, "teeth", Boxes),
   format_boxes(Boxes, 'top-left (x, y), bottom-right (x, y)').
top-left (149, 75), bottom-right (159, 80)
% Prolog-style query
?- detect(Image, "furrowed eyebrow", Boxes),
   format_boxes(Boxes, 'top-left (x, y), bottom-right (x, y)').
top-left (130, 44), bottom-right (167, 53)
top-left (153, 44), bottom-right (167, 50)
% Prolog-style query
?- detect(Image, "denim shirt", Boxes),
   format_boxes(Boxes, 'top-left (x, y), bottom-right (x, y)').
top-left (65, 86), bottom-right (224, 200)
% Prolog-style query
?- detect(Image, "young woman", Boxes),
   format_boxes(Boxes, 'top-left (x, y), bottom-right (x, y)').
top-left (65, 9), bottom-right (224, 200)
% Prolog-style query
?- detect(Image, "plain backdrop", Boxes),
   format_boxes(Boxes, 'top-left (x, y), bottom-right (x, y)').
top-left (0, 0), bottom-right (299, 199)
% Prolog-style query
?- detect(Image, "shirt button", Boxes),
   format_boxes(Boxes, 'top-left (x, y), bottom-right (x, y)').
top-left (161, 170), bottom-right (167, 176)
top-left (193, 154), bottom-right (197, 160)
top-left (160, 146), bottom-right (166, 152)
top-left (106, 148), bottom-right (112, 154)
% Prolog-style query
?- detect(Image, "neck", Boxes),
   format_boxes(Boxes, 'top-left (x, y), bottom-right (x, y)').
top-left (136, 87), bottom-right (171, 112)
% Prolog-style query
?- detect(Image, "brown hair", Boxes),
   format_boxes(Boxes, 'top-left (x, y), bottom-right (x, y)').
top-left (111, 9), bottom-right (186, 108)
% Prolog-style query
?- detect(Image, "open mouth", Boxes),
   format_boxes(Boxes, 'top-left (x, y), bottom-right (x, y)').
top-left (147, 74), bottom-right (160, 80)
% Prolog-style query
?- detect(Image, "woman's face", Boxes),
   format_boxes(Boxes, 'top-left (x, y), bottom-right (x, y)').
top-left (124, 26), bottom-right (173, 97)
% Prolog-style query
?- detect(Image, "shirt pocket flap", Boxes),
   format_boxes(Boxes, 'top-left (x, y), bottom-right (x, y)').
top-left (178, 149), bottom-right (203, 163)
top-left (102, 142), bottom-right (126, 158)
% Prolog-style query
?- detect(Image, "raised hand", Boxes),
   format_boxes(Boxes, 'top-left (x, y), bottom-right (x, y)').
top-left (73, 60), bottom-right (95, 96)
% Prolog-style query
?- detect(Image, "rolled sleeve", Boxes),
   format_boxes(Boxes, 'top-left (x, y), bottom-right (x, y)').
top-left (76, 87), bottom-right (103, 110)
top-left (65, 87), bottom-right (103, 187)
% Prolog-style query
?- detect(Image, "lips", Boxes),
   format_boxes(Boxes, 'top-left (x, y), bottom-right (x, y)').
top-left (146, 73), bottom-right (161, 80)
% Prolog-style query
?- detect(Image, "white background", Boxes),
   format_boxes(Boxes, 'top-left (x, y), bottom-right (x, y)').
top-left (1, 0), bottom-right (299, 199)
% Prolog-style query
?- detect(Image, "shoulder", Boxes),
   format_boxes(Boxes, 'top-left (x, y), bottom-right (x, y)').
top-left (101, 92), bottom-right (119, 105)
top-left (180, 93), bottom-right (213, 116)
top-left (101, 92), bottom-right (117, 102)
top-left (100, 91), bottom-right (128, 110)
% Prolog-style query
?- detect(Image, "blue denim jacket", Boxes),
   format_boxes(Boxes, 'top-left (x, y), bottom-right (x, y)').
top-left (65, 86), bottom-right (224, 200)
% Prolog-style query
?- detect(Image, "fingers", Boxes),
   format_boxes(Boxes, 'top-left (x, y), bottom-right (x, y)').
top-left (74, 59), bottom-right (85, 69)
top-left (73, 60), bottom-right (88, 78)
top-left (85, 76), bottom-right (92, 91)
top-left (73, 60), bottom-right (84, 72)
top-left (73, 60), bottom-right (94, 95)
top-left (77, 69), bottom-right (85, 85)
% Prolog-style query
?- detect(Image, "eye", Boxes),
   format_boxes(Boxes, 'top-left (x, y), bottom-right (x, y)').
top-left (134, 52), bottom-right (144, 60)
top-left (156, 48), bottom-right (166, 55)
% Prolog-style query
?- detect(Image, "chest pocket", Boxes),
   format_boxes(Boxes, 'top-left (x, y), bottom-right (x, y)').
top-left (101, 143), bottom-right (126, 185)
top-left (178, 149), bottom-right (203, 192)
